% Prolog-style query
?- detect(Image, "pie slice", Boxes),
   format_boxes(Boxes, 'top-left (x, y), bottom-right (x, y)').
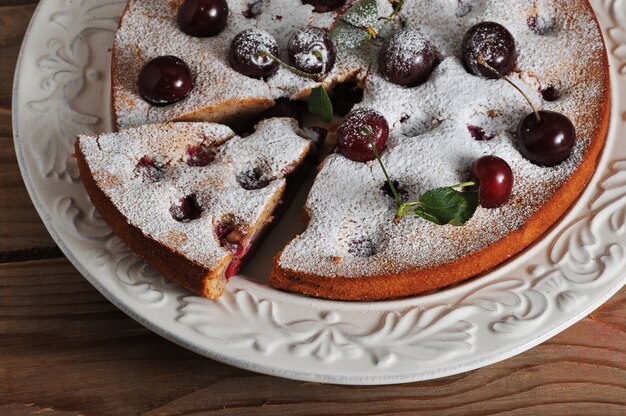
top-left (75, 119), bottom-right (312, 298)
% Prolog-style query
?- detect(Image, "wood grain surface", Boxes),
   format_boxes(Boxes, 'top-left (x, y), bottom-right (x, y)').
top-left (1, 1), bottom-right (625, 415)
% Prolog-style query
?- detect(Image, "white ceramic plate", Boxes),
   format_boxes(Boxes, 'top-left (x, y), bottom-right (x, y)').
top-left (12, 0), bottom-right (626, 385)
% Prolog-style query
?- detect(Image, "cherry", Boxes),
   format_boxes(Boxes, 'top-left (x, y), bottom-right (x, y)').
top-left (224, 243), bottom-right (246, 278)
top-left (215, 221), bottom-right (243, 253)
top-left (472, 156), bottom-right (514, 208)
top-left (237, 167), bottom-right (270, 190)
top-left (302, 0), bottom-right (346, 13)
top-left (462, 22), bottom-right (516, 79)
top-left (177, 0), bottom-right (228, 38)
top-left (337, 108), bottom-right (389, 162)
top-left (135, 156), bottom-right (163, 181)
top-left (229, 29), bottom-right (279, 78)
top-left (170, 194), bottom-right (202, 222)
top-left (186, 144), bottom-right (216, 166)
top-left (379, 30), bottom-right (437, 87)
top-left (541, 85), bottom-right (561, 102)
top-left (467, 125), bottom-right (494, 141)
top-left (216, 219), bottom-right (246, 278)
top-left (138, 56), bottom-right (193, 106)
top-left (288, 27), bottom-right (336, 75)
top-left (517, 110), bottom-right (576, 167)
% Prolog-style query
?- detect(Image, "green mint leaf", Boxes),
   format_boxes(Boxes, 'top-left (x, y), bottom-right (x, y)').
top-left (411, 187), bottom-right (479, 226)
top-left (329, 19), bottom-right (372, 48)
top-left (341, 0), bottom-right (379, 29)
top-left (308, 85), bottom-right (333, 123)
top-left (330, 0), bottom-right (405, 49)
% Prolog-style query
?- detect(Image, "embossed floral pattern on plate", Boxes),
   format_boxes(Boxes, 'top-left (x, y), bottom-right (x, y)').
top-left (11, 0), bottom-right (626, 384)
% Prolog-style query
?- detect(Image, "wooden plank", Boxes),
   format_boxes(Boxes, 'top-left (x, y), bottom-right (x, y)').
top-left (0, 1), bottom-right (40, 7)
top-left (0, 258), bottom-right (624, 415)
top-left (1, 1), bottom-right (625, 415)
top-left (0, 404), bottom-right (82, 416)
top-left (0, 136), bottom-right (59, 257)
top-left (0, 3), bottom-right (39, 137)
top-left (0, 3), bottom-right (59, 258)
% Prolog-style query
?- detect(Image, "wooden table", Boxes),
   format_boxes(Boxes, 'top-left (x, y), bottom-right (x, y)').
top-left (1, 2), bottom-right (625, 415)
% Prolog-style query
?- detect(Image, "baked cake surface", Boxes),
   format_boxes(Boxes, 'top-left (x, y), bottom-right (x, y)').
top-left (112, 0), bottom-right (366, 129)
top-left (270, 0), bottom-right (610, 299)
top-left (109, 0), bottom-right (610, 300)
top-left (76, 119), bottom-right (312, 298)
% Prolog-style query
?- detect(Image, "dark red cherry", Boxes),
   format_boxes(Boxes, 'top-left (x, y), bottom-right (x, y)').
top-left (138, 56), bottom-right (193, 106)
top-left (540, 85), bottom-right (561, 102)
top-left (379, 30), bottom-right (437, 87)
top-left (215, 221), bottom-right (243, 253)
top-left (467, 125), bottom-right (495, 141)
top-left (288, 27), bottom-right (336, 75)
top-left (237, 167), bottom-right (270, 190)
top-left (177, 0), bottom-right (228, 38)
top-left (229, 29), bottom-right (279, 78)
top-left (516, 110), bottom-right (576, 167)
top-left (462, 22), bottom-right (517, 79)
top-left (302, 0), bottom-right (346, 13)
top-left (186, 144), bottom-right (216, 166)
top-left (170, 194), bottom-right (202, 222)
top-left (336, 108), bottom-right (389, 163)
top-left (472, 156), bottom-right (514, 208)
top-left (135, 156), bottom-right (163, 181)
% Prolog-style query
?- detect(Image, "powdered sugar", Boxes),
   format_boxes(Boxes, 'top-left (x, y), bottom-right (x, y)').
top-left (113, 0), bottom-right (359, 129)
top-left (277, 0), bottom-right (608, 277)
top-left (111, 0), bottom-right (609, 280)
top-left (78, 119), bottom-right (312, 270)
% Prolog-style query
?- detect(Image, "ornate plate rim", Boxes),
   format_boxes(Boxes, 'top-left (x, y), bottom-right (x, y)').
top-left (11, 0), bottom-right (626, 385)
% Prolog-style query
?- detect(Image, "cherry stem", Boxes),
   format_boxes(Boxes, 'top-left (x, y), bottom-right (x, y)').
top-left (387, 0), bottom-right (405, 21)
top-left (477, 54), bottom-right (541, 122)
top-left (362, 125), bottom-right (401, 205)
top-left (452, 181), bottom-right (477, 189)
top-left (258, 49), bottom-right (326, 83)
top-left (362, 126), bottom-right (476, 224)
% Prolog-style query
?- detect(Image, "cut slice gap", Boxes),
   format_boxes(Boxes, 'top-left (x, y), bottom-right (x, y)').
top-left (241, 166), bottom-right (315, 283)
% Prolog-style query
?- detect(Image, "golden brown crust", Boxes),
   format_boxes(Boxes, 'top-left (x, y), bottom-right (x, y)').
top-left (75, 139), bottom-right (228, 299)
top-left (270, 1), bottom-right (612, 301)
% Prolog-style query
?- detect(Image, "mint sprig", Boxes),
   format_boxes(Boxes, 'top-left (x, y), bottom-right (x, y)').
top-left (402, 185), bottom-right (479, 226)
top-left (309, 85), bottom-right (334, 122)
top-left (257, 48), bottom-right (334, 121)
top-left (362, 125), bottom-right (478, 225)
top-left (330, 0), bottom-right (405, 48)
